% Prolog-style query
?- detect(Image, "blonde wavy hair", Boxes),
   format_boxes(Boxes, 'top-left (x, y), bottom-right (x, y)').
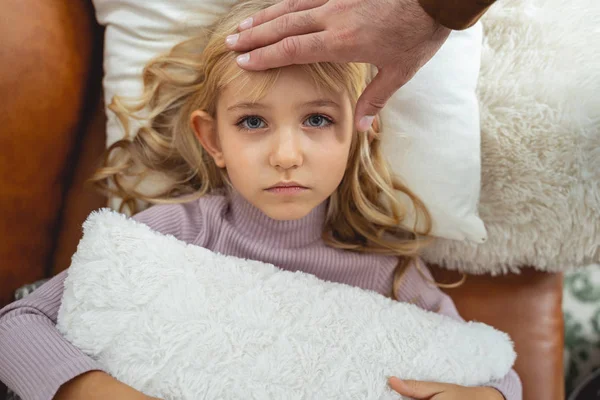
top-left (91, 0), bottom-right (435, 298)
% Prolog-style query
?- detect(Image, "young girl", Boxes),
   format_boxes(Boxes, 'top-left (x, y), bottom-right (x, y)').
top-left (0, 1), bottom-right (521, 399)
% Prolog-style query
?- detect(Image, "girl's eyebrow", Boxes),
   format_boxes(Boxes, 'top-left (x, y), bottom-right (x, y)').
top-left (227, 99), bottom-right (340, 112)
top-left (227, 102), bottom-right (268, 112)
top-left (302, 99), bottom-right (340, 109)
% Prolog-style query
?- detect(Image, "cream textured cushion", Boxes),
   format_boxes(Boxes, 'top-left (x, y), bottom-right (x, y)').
top-left (92, 0), bottom-right (487, 244)
top-left (56, 210), bottom-right (515, 400)
top-left (423, 0), bottom-right (600, 273)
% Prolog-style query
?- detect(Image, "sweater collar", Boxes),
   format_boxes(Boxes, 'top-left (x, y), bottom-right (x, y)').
top-left (227, 189), bottom-right (327, 248)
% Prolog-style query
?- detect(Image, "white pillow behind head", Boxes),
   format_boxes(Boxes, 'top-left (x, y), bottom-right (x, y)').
top-left (93, 0), bottom-right (238, 147)
top-left (93, 0), bottom-right (486, 243)
top-left (380, 24), bottom-right (487, 243)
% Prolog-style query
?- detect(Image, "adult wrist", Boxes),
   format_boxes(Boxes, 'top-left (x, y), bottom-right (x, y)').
top-left (417, 0), bottom-right (496, 30)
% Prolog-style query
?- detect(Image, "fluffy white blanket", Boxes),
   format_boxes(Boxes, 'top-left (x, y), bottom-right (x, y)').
top-left (424, 0), bottom-right (600, 273)
top-left (57, 210), bottom-right (515, 399)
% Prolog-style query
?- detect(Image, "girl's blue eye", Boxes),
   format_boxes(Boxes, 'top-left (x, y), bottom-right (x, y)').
top-left (304, 114), bottom-right (333, 128)
top-left (237, 114), bottom-right (332, 130)
top-left (239, 116), bottom-right (266, 130)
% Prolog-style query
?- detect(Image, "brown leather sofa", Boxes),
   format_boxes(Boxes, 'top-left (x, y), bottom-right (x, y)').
top-left (0, 0), bottom-right (564, 399)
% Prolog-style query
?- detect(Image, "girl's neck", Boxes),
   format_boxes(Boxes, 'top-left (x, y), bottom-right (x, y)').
top-left (227, 189), bottom-right (327, 248)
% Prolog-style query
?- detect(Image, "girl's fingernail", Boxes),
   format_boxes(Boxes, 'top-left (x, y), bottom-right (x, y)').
top-left (236, 53), bottom-right (250, 66)
top-left (239, 17), bottom-right (253, 30)
top-left (226, 34), bottom-right (239, 47)
top-left (358, 115), bottom-right (375, 132)
top-left (388, 376), bottom-right (404, 388)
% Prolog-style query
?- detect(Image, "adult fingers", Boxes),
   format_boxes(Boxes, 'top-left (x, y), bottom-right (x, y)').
top-left (388, 377), bottom-right (449, 399)
top-left (235, 31), bottom-right (336, 70)
top-left (237, 0), bottom-right (327, 31)
top-left (354, 68), bottom-right (412, 132)
top-left (227, 9), bottom-right (324, 53)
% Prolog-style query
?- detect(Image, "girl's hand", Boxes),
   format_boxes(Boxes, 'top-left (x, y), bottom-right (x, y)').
top-left (54, 371), bottom-right (161, 400)
top-left (388, 377), bottom-right (505, 399)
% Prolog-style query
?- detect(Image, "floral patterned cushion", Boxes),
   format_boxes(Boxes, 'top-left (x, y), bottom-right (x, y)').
top-left (14, 280), bottom-right (49, 301)
top-left (568, 367), bottom-right (600, 400)
top-left (564, 264), bottom-right (600, 396)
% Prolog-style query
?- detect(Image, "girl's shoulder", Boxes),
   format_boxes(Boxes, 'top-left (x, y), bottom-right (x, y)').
top-left (131, 192), bottom-right (229, 244)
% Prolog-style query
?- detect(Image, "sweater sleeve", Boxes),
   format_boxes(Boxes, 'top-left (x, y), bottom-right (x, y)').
top-left (0, 270), bottom-right (105, 400)
top-left (418, 0), bottom-right (496, 30)
top-left (0, 202), bottom-right (204, 400)
top-left (394, 259), bottom-right (523, 400)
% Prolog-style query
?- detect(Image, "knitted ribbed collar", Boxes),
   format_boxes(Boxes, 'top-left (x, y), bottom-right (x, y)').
top-left (227, 189), bottom-right (327, 248)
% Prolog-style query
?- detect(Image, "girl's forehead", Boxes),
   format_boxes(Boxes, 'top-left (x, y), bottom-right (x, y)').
top-left (220, 65), bottom-right (350, 107)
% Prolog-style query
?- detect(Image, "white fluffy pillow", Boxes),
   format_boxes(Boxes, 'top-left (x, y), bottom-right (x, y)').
top-left (56, 210), bottom-right (515, 400)
top-left (93, 0), bottom-right (486, 243)
top-left (424, 0), bottom-right (600, 273)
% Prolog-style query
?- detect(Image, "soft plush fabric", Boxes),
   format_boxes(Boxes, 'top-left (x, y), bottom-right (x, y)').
top-left (92, 0), bottom-right (486, 244)
top-left (423, 0), bottom-right (600, 273)
top-left (56, 210), bottom-right (515, 400)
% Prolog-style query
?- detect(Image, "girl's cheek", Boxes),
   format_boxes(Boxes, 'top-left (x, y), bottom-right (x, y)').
top-left (331, 125), bottom-right (353, 145)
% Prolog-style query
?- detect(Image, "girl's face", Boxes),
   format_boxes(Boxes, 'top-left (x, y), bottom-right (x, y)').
top-left (193, 65), bottom-right (355, 220)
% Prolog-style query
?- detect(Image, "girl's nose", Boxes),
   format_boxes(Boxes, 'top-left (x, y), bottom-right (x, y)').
top-left (269, 128), bottom-right (304, 170)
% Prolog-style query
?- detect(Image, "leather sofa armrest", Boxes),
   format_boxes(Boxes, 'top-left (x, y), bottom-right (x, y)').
top-left (430, 265), bottom-right (565, 400)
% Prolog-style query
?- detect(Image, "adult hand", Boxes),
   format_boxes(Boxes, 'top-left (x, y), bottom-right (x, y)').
top-left (225, 0), bottom-right (451, 132)
top-left (388, 377), bottom-right (505, 399)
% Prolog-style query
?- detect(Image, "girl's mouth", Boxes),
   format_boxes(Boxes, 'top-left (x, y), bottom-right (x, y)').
top-left (266, 182), bottom-right (309, 194)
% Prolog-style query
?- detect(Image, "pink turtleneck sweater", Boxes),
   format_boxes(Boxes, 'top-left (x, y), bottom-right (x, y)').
top-left (0, 191), bottom-right (521, 400)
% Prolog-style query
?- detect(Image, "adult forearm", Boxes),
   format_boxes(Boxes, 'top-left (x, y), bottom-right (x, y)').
top-left (418, 0), bottom-right (497, 30)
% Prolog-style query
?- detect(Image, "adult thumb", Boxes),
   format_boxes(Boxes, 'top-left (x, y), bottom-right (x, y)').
top-left (354, 67), bottom-right (410, 132)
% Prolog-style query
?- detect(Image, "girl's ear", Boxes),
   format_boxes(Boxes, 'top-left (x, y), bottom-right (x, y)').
top-left (191, 110), bottom-right (225, 168)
